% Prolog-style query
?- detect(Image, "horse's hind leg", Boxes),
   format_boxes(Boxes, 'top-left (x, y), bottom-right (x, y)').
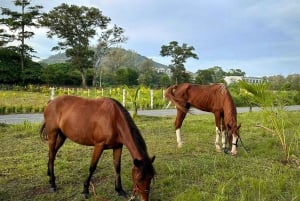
top-left (47, 130), bottom-right (66, 192)
top-left (113, 146), bottom-right (127, 197)
top-left (175, 110), bottom-right (187, 148)
top-left (82, 143), bottom-right (104, 198)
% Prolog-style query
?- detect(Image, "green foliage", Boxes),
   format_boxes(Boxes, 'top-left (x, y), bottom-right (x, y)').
top-left (0, 48), bottom-right (43, 85)
top-left (195, 66), bottom-right (226, 84)
top-left (239, 80), bottom-right (298, 162)
top-left (22, 60), bottom-right (43, 84)
top-left (113, 67), bottom-right (138, 86)
top-left (41, 63), bottom-right (81, 86)
top-left (0, 48), bottom-right (21, 83)
top-left (239, 80), bottom-right (273, 107)
top-left (0, 112), bottom-right (299, 200)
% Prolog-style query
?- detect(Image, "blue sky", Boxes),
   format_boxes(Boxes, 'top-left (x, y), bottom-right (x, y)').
top-left (1, 0), bottom-right (300, 77)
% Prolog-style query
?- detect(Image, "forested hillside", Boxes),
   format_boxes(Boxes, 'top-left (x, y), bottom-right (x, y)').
top-left (40, 47), bottom-right (168, 70)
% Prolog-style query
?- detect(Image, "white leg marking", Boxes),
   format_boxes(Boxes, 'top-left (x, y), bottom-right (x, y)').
top-left (176, 128), bottom-right (183, 148)
top-left (215, 127), bottom-right (222, 152)
top-left (231, 135), bottom-right (238, 155)
top-left (221, 131), bottom-right (226, 149)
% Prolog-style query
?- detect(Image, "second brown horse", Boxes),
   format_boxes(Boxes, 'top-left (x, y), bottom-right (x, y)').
top-left (165, 83), bottom-right (241, 155)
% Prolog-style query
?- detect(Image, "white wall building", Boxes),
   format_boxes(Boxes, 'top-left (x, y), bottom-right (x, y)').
top-left (224, 76), bottom-right (264, 85)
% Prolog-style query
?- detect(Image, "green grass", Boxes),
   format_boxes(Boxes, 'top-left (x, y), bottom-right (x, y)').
top-left (0, 111), bottom-right (299, 201)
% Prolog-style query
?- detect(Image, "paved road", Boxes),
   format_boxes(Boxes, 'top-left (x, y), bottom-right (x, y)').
top-left (0, 106), bottom-right (299, 124)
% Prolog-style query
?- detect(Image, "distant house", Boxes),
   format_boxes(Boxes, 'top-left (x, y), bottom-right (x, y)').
top-left (243, 76), bottom-right (264, 84)
top-left (154, 67), bottom-right (172, 77)
top-left (224, 76), bottom-right (243, 85)
top-left (224, 76), bottom-right (264, 85)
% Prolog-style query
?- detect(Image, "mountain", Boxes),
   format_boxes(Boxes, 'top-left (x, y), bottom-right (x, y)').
top-left (40, 48), bottom-right (169, 70)
top-left (40, 52), bottom-right (69, 64)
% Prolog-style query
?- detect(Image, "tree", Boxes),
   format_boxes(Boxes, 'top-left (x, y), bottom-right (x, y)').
top-left (93, 25), bottom-right (127, 87)
top-left (226, 68), bottom-right (246, 76)
top-left (195, 69), bottom-right (214, 84)
top-left (159, 73), bottom-right (171, 88)
top-left (39, 3), bottom-right (111, 88)
top-left (113, 67), bottom-right (138, 86)
top-left (195, 66), bottom-right (225, 84)
top-left (0, 0), bottom-right (43, 71)
top-left (160, 41), bottom-right (198, 84)
top-left (41, 63), bottom-right (78, 86)
top-left (0, 48), bottom-right (21, 83)
top-left (138, 60), bottom-right (159, 87)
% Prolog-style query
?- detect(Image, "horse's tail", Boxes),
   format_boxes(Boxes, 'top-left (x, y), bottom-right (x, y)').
top-left (165, 85), bottom-right (189, 113)
top-left (40, 121), bottom-right (48, 141)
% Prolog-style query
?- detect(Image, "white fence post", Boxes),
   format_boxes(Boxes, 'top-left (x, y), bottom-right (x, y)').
top-left (150, 89), bottom-right (154, 109)
top-left (122, 89), bottom-right (126, 107)
top-left (50, 87), bottom-right (55, 100)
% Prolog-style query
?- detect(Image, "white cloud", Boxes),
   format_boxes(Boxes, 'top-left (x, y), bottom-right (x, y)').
top-left (1, 0), bottom-right (299, 77)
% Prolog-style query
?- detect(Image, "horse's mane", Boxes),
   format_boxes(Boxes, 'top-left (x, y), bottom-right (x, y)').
top-left (109, 98), bottom-right (155, 177)
top-left (109, 98), bottom-right (147, 155)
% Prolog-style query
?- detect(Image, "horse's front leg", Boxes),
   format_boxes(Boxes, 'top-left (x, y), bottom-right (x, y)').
top-left (113, 146), bottom-right (127, 197)
top-left (175, 109), bottom-right (187, 148)
top-left (230, 134), bottom-right (238, 156)
top-left (82, 143), bottom-right (104, 199)
top-left (215, 126), bottom-right (222, 152)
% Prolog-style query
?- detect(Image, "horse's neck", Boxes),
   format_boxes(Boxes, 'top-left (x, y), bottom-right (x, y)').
top-left (121, 129), bottom-right (147, 161)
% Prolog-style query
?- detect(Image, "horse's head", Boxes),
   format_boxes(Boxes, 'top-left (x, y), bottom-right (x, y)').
top-left (228, 123), bottom-right (241, 138)
top-left (131, 156), bottom-right (155, 201)
top-left (227, 124), bottom-right (241, 155)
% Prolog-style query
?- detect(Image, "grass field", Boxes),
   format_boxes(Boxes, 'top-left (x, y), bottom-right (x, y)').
top-left (0, 111), bottom-right (299, 201)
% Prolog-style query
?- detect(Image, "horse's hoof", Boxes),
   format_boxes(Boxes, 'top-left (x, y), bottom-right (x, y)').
top-left (81, 193), bottom-right (90, 199)
top-left (216, 148), bottom-right (223, 153)
top-left (231, 151), bottom-right (238, 156)
top-left (223, 148), bottom-right (229, 154)
top-left (177, 142), bottom-right (183, 148)
top-left (50, 187), bottom-right (57, 192)
top-left (117, 189), bottom-right (127, 198)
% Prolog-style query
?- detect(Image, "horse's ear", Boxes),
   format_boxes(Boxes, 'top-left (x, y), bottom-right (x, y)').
top-left (134, 159), bottom-right (142, 167)
top-left (237, 124), bottom-right (241, 129)
top-left (150, 156), bottom-right (155, 163)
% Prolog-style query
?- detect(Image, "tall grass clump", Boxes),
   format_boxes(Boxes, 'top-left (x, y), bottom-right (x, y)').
top-left (239, 80), bottom-right (299, 164)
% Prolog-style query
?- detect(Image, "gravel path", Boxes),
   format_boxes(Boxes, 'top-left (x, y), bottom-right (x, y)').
top-left (1, 106), bottom-right (299, 124)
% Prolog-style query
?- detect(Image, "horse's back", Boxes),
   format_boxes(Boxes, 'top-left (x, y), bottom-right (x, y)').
top-left (43, 95), bottom-right (121, 146)
top-left (167, 83), bottom-right (233, 113)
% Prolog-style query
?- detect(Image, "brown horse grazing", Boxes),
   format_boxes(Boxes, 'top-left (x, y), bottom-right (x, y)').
top-left (165, 83), bottom-right (241, 155)
top-left (40, 95), bottom-right (155, 201)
